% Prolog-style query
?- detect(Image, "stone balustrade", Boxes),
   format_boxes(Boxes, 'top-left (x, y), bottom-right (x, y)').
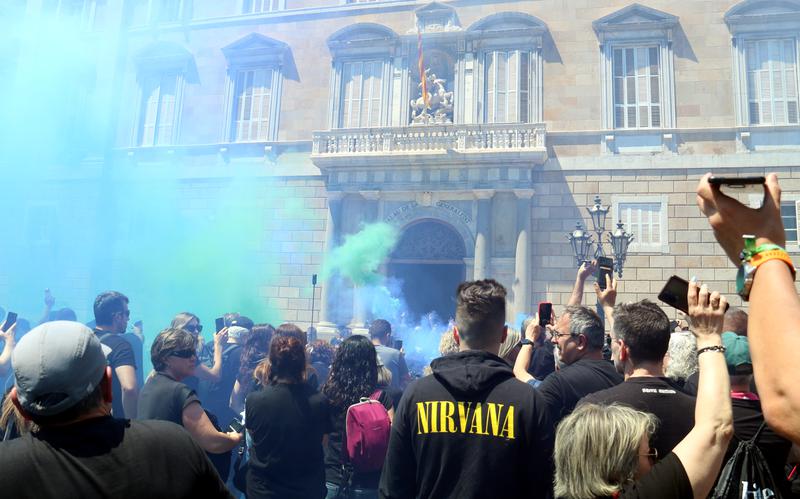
top-left (311, 123), bottom-right (546, 157)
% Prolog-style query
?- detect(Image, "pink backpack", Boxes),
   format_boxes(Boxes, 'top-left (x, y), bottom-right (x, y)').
top-left (344, 390), bottom-right (391, 472)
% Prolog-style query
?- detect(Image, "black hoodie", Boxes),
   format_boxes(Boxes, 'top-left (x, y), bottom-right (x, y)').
top-left (379, 350), bottom-right (554, 499)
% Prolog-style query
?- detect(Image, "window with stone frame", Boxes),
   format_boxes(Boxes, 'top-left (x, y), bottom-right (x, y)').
top-left (744, 38), bottom-right (799, 126)
top-left (612, 46), bottom-right (662, 129)
top-left (613, 196), bottom-right (669, 253)
top-left (222, 33), bottom-right (288, 143)
top-left (484, 50), bottom-right (532, 124)
top-left (593, 4), bottom-right (678, 131)
top-left (232, 68), bottom-right (275, 142)
top-left (139, 71), bottom-right (180, 146)
top-left (242, 0), bottom-right (282, 13)
top-left (339, 60), bottom-right (384, 128)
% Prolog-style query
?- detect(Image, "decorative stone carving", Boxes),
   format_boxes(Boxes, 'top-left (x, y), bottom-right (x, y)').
top-left (410, 70), bottom-right (454, 125)
top-left (391, 221), bottom-right (466, 260)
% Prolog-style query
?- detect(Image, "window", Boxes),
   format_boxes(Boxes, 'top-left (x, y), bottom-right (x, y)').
top-left (232, 68), bottom-right (274, 142)
top-left (613, 196), bottom-right (669, 253)
top-left (613, 46), bottom-right (661, 129)
top-left (243, 0), bottom-right (282, 13)
top-left (782, 201), bottom-right (799, 245)
top-left (485, 50), bottom-right (531, 124)
top-left (139, 72), bottom-right (179, 146)
top-left (222, 34), bottom-right (288, 143)
top-left (594, 4), bottom-right (678, 130)
top-left (745, 39), bottom-right (799, 125)
top-left (340, 60), bottom-right (383, 128)
top-left (150, 0), bottom-right (183, 23)
top-left (46, 0), bottom-right (96, 29)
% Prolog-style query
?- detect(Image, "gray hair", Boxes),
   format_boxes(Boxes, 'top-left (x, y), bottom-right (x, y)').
top-left (498, 327), bottom-right (521, 360)
top-left (554, 403), bottom-right (658, 499)
top-left (665, 331), bottom-right (698, 382)
top-left (564, 306), bottom-right (605, 351)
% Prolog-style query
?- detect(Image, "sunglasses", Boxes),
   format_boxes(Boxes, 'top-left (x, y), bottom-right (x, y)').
top-left (184, 324), bottom-right (203, 333)
top-left (640, 447), bottom-right (658, 464)
top-left (169, 349), bottom-right (197, 359)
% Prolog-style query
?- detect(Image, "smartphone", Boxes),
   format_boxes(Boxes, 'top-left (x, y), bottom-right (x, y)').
top-left (658, 276), bottom-right (690, 313)
top-left (228, 418), bottom-right (244, 433)
top-left (393, 339), bottom-right (403, 351)
top-left (215, 317), bottom-right (225, 333)
top-left (2, 312), bottom-right (18, 332)
top-left (538, 302), bottom-right (553, 328)
top-left (709, 176), bottom-right (766, 206)
top-left (597, 257), bottom-right (613, 290)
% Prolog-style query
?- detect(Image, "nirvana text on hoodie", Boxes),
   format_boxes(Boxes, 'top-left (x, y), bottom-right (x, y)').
top-left (416, 401), bottom-right (515, 439)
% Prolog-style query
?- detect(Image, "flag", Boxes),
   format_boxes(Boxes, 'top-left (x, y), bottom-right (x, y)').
top-left (417, 26), bottom-right (429, 109)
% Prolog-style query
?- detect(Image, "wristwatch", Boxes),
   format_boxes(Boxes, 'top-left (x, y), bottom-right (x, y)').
top-left (520, 338), bottom-right (535, 347)
top-left (736, 235), bottom-right (795, 301)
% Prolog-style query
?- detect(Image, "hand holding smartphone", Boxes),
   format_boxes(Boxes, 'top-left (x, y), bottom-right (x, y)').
top-left (393, 339), bottom-right (403, 351)
top-left (658, 276), bottom-right (730, 314)
top-left (2, 312), bottom-right (18, 332)
top-left (538, 302), bottom-right (552, 328)
top-left (596, 257), bottom-right (614, 290)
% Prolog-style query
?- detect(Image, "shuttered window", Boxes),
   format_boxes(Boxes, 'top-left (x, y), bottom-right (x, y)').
top-left (613, 46), bottom-right (661, 129)
top-left (618, 202), bottom-right (663, 251)
top-left (233, 68), bottom-right (274, 142)
top-left (485, 50), bottom-right (531, 123)
top-left (340, 60), bottom-right (383, 128)
top-left (745, 39), bottom-right (799, 125)
top-left (139, 73), bottom-right (178, 146)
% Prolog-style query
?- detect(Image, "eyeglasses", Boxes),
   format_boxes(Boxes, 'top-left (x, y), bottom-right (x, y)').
top-left (169, 349), bottom-right (197, 359)
top-left (184, 324), bottom-right (203, 333)
top-left (640, 447), bottom-right (658, 464)
top-left (551, 329), bottom-right (577, 340)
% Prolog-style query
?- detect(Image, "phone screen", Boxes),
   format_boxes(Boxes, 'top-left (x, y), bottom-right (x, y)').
top-left (215, 317), bottom-right (225, 333)
top-left (538, 302), bottom-right (552, 327)
top-left (2, 312), bottom-right (18, 332)
top-left (597, 257), bottom-right (613, 290)
top-left (709, 176), bottom-right (766, 207)
top-left (228, 418), bottom-right (244, 433)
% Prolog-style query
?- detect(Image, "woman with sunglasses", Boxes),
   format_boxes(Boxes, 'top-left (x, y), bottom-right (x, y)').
top-left (138, 328), bottom-right (242, 454)
top-left (171, 312), bottom-right (227, 392)
top-left (553, 281), bottom-right (733, 499)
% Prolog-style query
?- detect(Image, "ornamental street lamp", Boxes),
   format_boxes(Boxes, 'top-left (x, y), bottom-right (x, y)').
top-left (566, 196), bottom-right (634, 278)
top-left (566, 222), bottom-right (594, 268)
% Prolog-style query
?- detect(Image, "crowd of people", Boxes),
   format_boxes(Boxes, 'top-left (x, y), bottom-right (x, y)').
top-left (1, 173), bottom-right (800, 498)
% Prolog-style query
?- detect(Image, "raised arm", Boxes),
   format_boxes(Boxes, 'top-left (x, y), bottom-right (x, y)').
top-left (195, 328), bottom-right (227, 382)
top-left (0, 324), bottom-right (16, 377)
top-left (594, 274), bottom-right (617, 332)
top-left (671, 280), bottom-right (733, 499)
top-left (567, 261), bottom-right (597, 307)
top-left (697, 172), bottom-right (800, 443)
top-left (514, 319), bottom-right (544, 383)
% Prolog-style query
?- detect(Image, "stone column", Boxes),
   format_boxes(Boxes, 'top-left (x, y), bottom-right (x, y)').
top-left (473, 190), bottom-right (494, 280)
top-left (317, 192), bottom-right (343, 339)
top-left (349, 191), bottom-right (380, 335)
top-left (513, 190), bottom-right (534, 319)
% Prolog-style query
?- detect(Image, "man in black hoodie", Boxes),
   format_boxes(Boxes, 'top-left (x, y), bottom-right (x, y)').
top-left (379, 279), bottom-right (554, 499)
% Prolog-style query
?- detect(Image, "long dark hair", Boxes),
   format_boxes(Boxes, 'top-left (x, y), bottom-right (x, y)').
top-left (238, 324), bottom-right (274, 382)
top-left (322, 335), bottom-right (378, 413)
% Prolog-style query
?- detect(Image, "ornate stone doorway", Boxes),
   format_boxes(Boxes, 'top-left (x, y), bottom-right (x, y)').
top-left (388, 219), bottom-right (466, 322)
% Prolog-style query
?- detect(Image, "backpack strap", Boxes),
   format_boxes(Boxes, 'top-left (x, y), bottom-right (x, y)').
top-left (369, 390), bottom-right (383, 402)
top-left (750, 420), bottom-right (768, 445)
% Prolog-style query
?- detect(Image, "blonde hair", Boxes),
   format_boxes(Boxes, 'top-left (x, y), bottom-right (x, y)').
top-left (554, 403), bottom-right (658, 499)
top-left (438, 328), bottom-right (459, 356)
top-left (1, 393), bottom-right (34, 436)
top-left (498, 327), bottom-right (521, 360)
top-left (377, 364), bottom-right (393, 387)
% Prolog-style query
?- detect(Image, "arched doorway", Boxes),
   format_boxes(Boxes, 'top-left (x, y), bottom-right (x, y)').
top-left (388, 219), bottom-right (466, 322)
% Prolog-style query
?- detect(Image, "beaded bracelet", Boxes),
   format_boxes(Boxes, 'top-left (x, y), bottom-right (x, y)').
top-left (697, 345), bottom-right (726, 355)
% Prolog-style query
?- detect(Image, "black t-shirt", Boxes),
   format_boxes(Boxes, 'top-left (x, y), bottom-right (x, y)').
top-left (245, 383), bottom-right (330, 499)
top-left (603, 452), bottom-right (693, 498)
top-left (121, 332), bottom-right (145, 388)
top-left (537, 357), bottom-right (623, 424)
top-left (324, 389), bottom-right (392, 489)
top-left (94, 329), bottom-right (136, 419)
top-left (580, 377), bottom-right (696, 459)
top-left (201, 343), bottom-right (242, 422)
top-left (0, 416), bottom-right (232, 499)
top-left (529, 341), bottom-right (556, 380)
top-left (138, 372), bottom-right (200, 426)
top-left (724, 397), bottom-right (792, 494)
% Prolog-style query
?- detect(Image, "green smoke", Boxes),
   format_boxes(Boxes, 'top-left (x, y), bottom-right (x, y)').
top-left (323, 223), bottom-right (399, 286)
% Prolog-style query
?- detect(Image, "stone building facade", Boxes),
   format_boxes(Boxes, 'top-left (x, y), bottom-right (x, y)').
top-left (9, 0), bottom-right (800, 330)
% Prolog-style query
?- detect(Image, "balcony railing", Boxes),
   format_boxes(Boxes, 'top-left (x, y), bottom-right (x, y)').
top-left (311, 123), bottom-right (546, 163)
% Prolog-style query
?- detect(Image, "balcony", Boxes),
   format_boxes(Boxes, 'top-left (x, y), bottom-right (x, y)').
top-left (311, 123), bottom-right (547, 168)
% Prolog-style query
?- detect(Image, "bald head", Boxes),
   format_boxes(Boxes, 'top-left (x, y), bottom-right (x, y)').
top-left (723, 308), bottom-right (748, 336)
